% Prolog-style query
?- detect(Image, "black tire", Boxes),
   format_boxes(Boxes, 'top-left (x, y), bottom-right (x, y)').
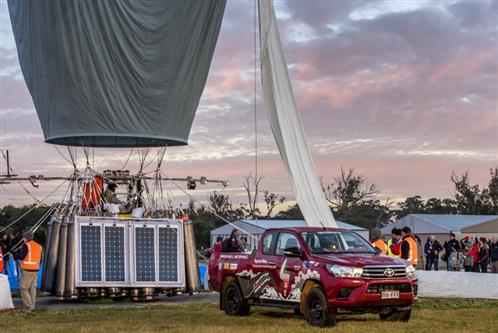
top-left (223, 282), bottom-right (251, 316)
top-left (304, 287), bottom-right (337, 327)
top-left (379, 308), bottom-right (411, 322)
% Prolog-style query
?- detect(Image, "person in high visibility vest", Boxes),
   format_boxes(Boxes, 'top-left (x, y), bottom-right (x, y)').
top-left (387, 228), bottom-right (402, 256)
top-left (13, 231), bottom-right (43, 311)
top-left (0, 246), bottom-right (4, 273)
top-left (371, 228), bottom-right (388, 255)
top-left (400, 227), bottom-right (418, 266)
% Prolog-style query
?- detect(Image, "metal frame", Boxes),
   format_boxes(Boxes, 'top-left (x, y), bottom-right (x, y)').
top-left (75, 216), bottom-right (185, 288)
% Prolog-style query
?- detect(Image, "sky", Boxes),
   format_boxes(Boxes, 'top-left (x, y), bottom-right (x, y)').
top-left (0, 0), bottom-right (497, 210)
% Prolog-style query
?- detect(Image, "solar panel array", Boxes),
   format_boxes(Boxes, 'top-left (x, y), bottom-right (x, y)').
top-left (80, 225), bottom-right (102, 282)
top-left (76, 217), bottom-right (185, 288)
top-left (135, 227), bottom-right (156, 282)
top-left (159, 227), bottom-right (178, 281)
top-left (104, 226), bottom-right (126, 282)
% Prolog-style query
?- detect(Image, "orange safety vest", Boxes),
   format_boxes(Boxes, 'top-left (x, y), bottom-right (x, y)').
top-left (372, 239), bottom-right (388, 255)
top-left (0, 247), bottom-right (4, 273)
top-left (406, 237), bottom-right (419, 266)
top-left (20, 241), bottom-right (42, 271)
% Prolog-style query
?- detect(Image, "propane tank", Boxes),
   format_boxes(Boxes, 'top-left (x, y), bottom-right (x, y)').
top-left (55, 219), bottom-right (68, 300)
top-left (183, 220), bottom-right (201, 294)
top-left (40, 218), bottom-right (53, 291)
top-left (43, 217), bottom-right (61, 293)
top-left (65, 217), bottom-right (78, 300)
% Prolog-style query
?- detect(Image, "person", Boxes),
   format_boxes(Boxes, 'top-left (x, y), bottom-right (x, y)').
top-left (400, 227), bottom-right (418, 267)
top-left (0, 246), bottom-right (4, 274)
top-left (424, 235), bottom-right (443, 271)
top-left (103, 182), bottom-right (132, 214)
top-left (103, 182), bottom-right (123, 205)
top-left (478, 237), bottom-right (490, 273)
top-left (470, 238), bottom-right (479, 272)
top-left (371, 228), bottom-right (387, 255)
top-left (221, 229), bottom-right (241, 253)
top-left (443, 233), bottom-right (460, 271)
top-left (462, 239), bottom-right (474, 272)
top-left (388, 228), bottom-right (402, 256)
top-left (240, 236), bottom-right (248, 253)
top-left (490, 237), bottom-right (498, 273)
top-left (13, 231), bottom-right (43, 311)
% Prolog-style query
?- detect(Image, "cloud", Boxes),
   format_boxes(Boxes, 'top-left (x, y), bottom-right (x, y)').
top-left (0, 0), bottom-right (497, 208)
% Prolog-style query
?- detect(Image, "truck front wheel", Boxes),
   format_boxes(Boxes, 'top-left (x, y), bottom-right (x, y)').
top-left (224, 282), bottom-right (251, 316)
top-left (304, 287), bottom-right (337, 327)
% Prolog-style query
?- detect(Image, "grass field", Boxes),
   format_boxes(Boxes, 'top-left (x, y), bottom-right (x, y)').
top-left (1, 298), bottom-right (497, 333)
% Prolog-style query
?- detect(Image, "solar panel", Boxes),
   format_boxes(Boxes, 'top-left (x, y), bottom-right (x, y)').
top-left (80, 225), bottom-right (102, 282)
top-left (135, 227), bottom-right (156, 282)
top-left (104, 226), bottom-right (125, 282)
top-left (159, 227), bottom-right (178, 281)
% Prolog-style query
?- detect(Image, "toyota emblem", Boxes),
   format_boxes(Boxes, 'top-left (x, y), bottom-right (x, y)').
top-left (384, 268), bottom-right (395, 277)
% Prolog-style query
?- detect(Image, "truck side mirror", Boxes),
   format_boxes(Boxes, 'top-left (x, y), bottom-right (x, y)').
top-left (283, 247), bottom-right (302, 257)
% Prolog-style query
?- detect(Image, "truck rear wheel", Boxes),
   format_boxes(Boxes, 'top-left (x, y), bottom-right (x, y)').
top-left (304, 287), bottom-right (337, 327)
top-left (224, 282), bottom-right (251, 316)
top-left (379, 307), bottom-right (411, 322)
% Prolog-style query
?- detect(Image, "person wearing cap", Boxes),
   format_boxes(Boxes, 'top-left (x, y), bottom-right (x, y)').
top-left (370, 228), bottom-right (387, 255)
top-left (443, 232), bottom-right (460, 271)
top-left (387, 228), bottom-right (402, 256)
top-left (12, 231), bottom-right (43, 311)
top-left (400, 227), bottom-right (418, 267)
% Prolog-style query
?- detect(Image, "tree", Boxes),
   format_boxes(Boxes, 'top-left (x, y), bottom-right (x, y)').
top-left (322, 167), bottom-right (379, 219)
top-left (397, 196), bottom-right (426, 217)
top-left (263, 190), bottom-right (285, 218)
top-left (274, 203), bottom-right (304, 220)
top-left (450, 171), bottom-right (490, 214)
top-left (208, 191), bottom-right (245, 222)
top-left (242, 174), bottom-right (263, 219)
top-left (488, 168), bottom-right (498, 214)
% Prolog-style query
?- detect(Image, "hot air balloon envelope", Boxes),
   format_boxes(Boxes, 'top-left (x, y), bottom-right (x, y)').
top-left (8, 0), bottom-right (226, 147)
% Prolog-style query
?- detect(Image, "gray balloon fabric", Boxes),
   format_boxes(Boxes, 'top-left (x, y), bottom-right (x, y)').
top-left (8, 0), bottom-right (226, 147)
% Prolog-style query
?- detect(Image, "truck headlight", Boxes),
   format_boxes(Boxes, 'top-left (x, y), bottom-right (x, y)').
top-left (406, 265), bottom-right (416, 276)
top-left (326, 264), bottom-right (363, 278)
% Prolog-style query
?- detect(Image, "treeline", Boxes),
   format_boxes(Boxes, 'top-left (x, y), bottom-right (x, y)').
top-left (1, 168), bottom-right (497, 249)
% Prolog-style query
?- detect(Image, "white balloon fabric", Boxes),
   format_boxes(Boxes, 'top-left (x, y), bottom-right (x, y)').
top-left (0, 274), bottom-right (14, 310)
top-left (258, 0), bottom-right (336, 228)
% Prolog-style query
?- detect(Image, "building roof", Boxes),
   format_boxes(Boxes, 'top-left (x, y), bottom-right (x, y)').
top-left (211, 219), bottom-right (367, 236)
top-left (381, 214), bottom-right (498, 234)
top-left (239, 219), bottom-right (367, 231)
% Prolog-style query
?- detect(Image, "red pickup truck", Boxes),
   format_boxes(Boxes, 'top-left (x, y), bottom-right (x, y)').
top-left (209, 227), bottom-right (418, 327)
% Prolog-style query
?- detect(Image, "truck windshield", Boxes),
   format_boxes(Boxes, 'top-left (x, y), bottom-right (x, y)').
top-left (301, 231), bottom-right (376, 254)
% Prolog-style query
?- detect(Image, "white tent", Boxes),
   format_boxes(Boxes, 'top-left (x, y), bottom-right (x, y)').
top-left (211, 219), bottom-right (369, 250)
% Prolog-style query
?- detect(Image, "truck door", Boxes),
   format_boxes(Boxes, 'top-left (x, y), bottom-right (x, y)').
top-left (273, 232), bottom-right (304, 301)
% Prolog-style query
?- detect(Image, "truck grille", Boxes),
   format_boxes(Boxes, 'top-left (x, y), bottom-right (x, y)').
top-left (362, 266), bottom-right (407, 279)
top-left (366, 283), bottom-right (412, 294)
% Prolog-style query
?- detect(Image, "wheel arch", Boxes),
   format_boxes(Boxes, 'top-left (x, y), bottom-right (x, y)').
top-left (299, 279), bottom-right (325, 314)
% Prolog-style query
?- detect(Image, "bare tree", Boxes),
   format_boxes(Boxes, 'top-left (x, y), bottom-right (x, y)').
top-left (242, 174), bottom-right (263, 219)
top-left (263, 190), bottom-right (286, 218)
top-left (322, 167), bottom-right (379, 217)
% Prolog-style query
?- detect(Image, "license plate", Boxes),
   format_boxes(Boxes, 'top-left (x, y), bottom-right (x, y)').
top-left (381, 290), bottom-right (399, 300)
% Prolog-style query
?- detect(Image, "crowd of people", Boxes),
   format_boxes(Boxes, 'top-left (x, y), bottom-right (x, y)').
top-left (373, 228), bottom-right (498, 273)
